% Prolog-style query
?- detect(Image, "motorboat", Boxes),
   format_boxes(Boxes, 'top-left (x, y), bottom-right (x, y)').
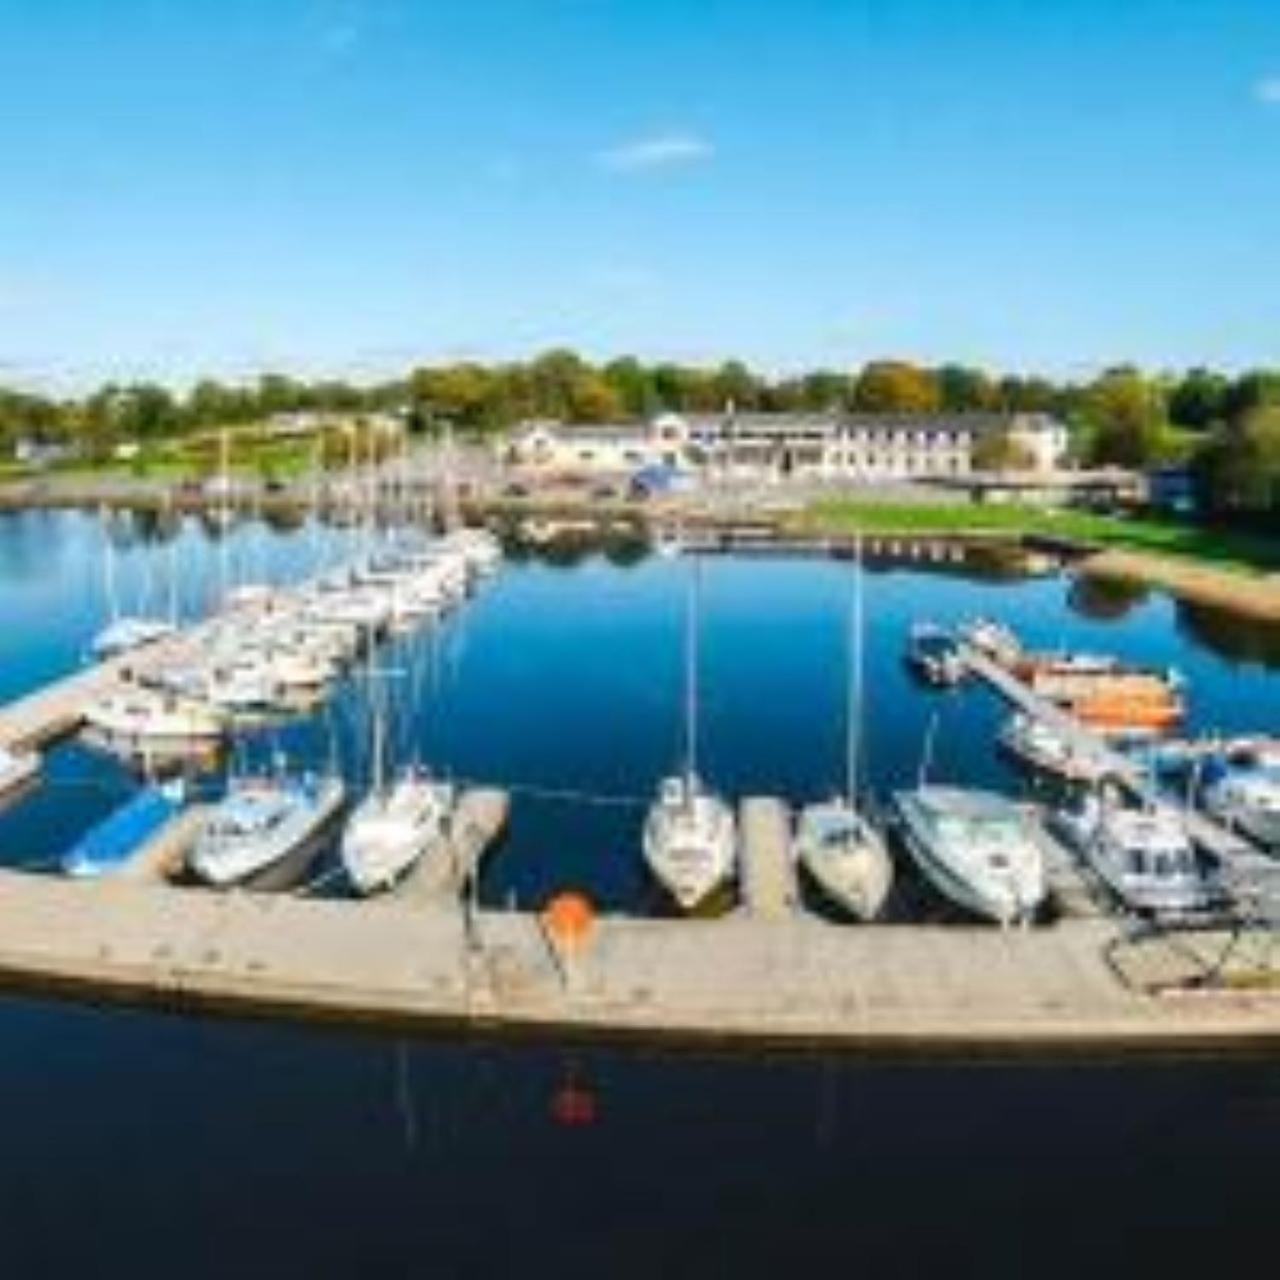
top-left (643, 773), bottom-right (738, 911)
top-left (83, 688), bottom-right (225, 742)
top-left (892, 787), bottom-right (1046, 925)
top-left (998, 713), bottom-right (1110, 784)
top-left (904, 624), bottom-right (965, 687)
top-left (189, 773), bottom-right (345, 890)
top-left (1048, 791), bottom-right (1214, 915)
top-left (1200, 743), bottom-right (1280, 852)
top-left (63, 782), bottom-right (185, 878)
top-left (0, 745), bottom-right (40, 800)
top-left (341, 770), bottom-right (455, 895)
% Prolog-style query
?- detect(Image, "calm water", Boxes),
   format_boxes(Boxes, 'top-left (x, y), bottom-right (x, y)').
top-left (0, 510), bottom-right (1276, 1277)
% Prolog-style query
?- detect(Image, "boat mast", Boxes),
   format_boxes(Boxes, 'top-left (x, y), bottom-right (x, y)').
top-left (846, 532), bottom-right (863, 805)
top-left (683, 554), bottom-right (700, 787)
top-left (218, 428), bottom-right (231, 606)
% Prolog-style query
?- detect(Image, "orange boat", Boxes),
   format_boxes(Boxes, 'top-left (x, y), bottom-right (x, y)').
top-left (1071, 688), bottom-right (1184, 733)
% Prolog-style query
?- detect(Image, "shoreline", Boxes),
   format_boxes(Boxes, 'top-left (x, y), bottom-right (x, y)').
top-left (4, 482), bottom-right (1278, 626)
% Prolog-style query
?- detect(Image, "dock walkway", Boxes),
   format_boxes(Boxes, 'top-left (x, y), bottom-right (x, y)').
top-left (0, 869), bottom-right (1274, 1050)
top-left (959, 645), bottom-right (1280, 909)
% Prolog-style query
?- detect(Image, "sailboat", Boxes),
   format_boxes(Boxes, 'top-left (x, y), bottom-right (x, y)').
top-left (643, 556), bottom-right (738, 912)
top-left (340, 651), bottom-right (454, 896)
top-left (793, 537), bottom-right (893, 922)
top-left (91, 509), bottom-right (176, 660)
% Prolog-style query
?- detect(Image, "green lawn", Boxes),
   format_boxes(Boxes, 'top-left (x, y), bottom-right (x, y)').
top-left (794, 499), bottom-right (1280, 574)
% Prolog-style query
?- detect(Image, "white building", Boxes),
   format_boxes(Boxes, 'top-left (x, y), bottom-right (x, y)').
top-left (509, 411), bottom-right (1069, 481)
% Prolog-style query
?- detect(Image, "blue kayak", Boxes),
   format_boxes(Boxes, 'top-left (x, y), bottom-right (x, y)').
top-left (62, 786), bottom-right (184, 878)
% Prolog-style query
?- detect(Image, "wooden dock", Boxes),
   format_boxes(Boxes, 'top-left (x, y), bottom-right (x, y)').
top-left (739, 797), bottom-right (797, 920)
top-left (0, 867), bottom-right (1273, 1051)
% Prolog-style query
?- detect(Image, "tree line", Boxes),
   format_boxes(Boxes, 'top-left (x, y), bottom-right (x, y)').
top-left (1, 353), bottom-right (1276, 525)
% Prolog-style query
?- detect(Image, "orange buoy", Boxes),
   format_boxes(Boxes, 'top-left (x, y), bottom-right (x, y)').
top-left (542, 890), bottom-right (596, 953)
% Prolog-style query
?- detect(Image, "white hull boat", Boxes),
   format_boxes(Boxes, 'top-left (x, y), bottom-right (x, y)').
top-left (643, 774), bottom-right (738, 911)
top-left (84, 690), bottom-right (225, 742)
top-left (190, 774), bottom-right (345, 889)
top-left (0, 746), bottom-right (40, 800)
top-left (92, 616), bottom-right (176, 661)
top-left (893, 787), bottom-right (1046, 925)
top-left (795, 799), bottom-right (892, 922)
top-left (1049, 794), bottom-right (1216, 914)
top-left (341, 772), bottom-right (455, 895)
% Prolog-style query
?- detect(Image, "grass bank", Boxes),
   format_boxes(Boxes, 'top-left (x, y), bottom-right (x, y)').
top-left (792, 499), bottom-right (1280, 576)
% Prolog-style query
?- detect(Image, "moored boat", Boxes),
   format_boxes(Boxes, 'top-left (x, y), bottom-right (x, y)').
top-left (62, 783), bottom-right (185, 878)
top-left (892, 786), bottom-right (1046, 925)
top-left (189, 773), bottom-right (345, 890)
top-left (905, 624), bottom-right (965, 687)
top-left (1048, 790), bottom-right (1216, 916)
top-left (1200, 742), bottom-right (1280, 852)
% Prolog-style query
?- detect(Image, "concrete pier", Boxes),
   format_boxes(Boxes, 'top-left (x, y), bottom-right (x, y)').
top-left (739, 797), bottom-right (797, 920)
top-left (388, 788), bottom-right (509, 906)
top-left (114, 804), bottom-right (209, 883)
top-left (0, 868), bottom-right (1273, 1052)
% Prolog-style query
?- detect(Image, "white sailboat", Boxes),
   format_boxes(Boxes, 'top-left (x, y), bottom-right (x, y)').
top-left (91, 510), bottom-right (176, 660)
top-left (341, 655), bottom-right (454, 896)
top-left (794, 536), bottom-right (893, 922)
top-left (643, 556), bottom-right (737, 912)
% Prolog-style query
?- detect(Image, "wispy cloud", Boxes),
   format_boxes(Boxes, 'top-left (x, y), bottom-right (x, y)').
top-left (596, 131), bottom-right (714, 173)
top-left (1255, 75), bottom-right (1280, 105)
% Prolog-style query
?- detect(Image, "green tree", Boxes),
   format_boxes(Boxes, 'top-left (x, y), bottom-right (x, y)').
top-left (1081, 368), bottom-right (1165, 468)
top-left (852, 361), bottom-right (940, 412)
top-left (1168, 368), bottom-right (1230, 430)
top-left (937, 364), bottom-right (996, 412)
top-left (1195, 406), bottom-right (1280, 525)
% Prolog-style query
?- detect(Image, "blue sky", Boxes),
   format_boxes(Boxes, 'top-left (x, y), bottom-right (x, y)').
top-left (1, 0), bottom-right (1279, 390)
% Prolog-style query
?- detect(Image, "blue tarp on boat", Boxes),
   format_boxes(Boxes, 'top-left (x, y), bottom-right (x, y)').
top-left (62, 786), bottom-right (183, 878)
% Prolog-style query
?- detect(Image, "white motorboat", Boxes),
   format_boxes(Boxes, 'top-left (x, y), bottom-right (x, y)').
top-left (83, 689), bottom-right (225, 742)
top-left (892, 787), bottom-right (1046, 925)
top-left (644, 773), bottom-right (738, 911)
top-left (341, 770), bottom-right (454, 895)
top-left (998, 713), bottom-right (1110, 784)
top-left (1200, 744), bottom-right (1280, 851)
top-left (0, 745), bottom-right (40, 800)
top-left (643, 556), bottom-right (737, 910)
top-left (794, 534), bottom-right (892, 922)
top-left (1048, 791), bottom-right (1214, 915)
top-left (189, 773), bottom-right (345, 890)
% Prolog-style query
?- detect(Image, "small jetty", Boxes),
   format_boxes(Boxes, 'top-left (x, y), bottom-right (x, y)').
top-left (739, 797), bottom-right (797, 920)
top-left (959, 643), bottom-right (1280, 912)
top-left (386, 787), bottom-right (510, 906)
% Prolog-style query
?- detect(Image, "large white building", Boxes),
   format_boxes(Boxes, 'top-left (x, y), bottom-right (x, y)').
top-left (509, 410), bottom-right (1069, 481)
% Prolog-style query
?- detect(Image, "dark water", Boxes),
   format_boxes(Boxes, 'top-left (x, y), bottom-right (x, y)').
top-left (0, 510), bottom-right (1276, 1277)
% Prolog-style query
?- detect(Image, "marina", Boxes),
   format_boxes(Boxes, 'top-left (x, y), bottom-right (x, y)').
top-left (0, 510), bottom-right (1274, 1051)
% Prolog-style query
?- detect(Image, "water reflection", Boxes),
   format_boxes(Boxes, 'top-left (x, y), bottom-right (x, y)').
top-left (1067, 574), bottom-right (1151, 621)
top-left (1176, 600), bottom-right (1280, 669)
